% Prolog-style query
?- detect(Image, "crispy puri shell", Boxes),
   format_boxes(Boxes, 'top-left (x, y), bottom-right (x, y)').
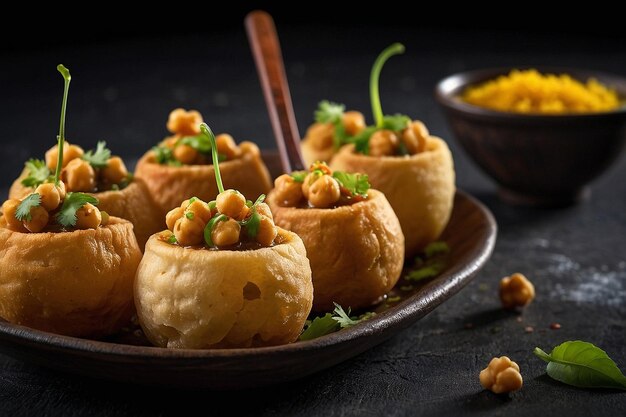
top-left (0, 217), bottom-right (142, 338)
top-left (134, 145), bottom-right (272, 218)
top-left (267, 189), bottom-right (404, 312)
top-left (10, 173), bottom-right (162, 250)
top-left (135, 228), bottom-right (313, 349)
top-left (330, 137), bottom-right (455, 258)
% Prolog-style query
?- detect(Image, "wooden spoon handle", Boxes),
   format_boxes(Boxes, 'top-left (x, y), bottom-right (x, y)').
top-left (245, 10), bottom-right (305, 173)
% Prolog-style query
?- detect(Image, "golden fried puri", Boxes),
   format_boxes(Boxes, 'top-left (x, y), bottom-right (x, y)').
top-left (135, 142), bottom-right (272, 218)
top-left (135, 228), bottom-right (313, 349)
top-left (0, 217), bottom-right (142, 338)
top-left (330, 137), bottom-right (455, 258)
top-left (267, 189), bottom-right (404, 312)
top-left (9, 173), bottom-right (162, 249)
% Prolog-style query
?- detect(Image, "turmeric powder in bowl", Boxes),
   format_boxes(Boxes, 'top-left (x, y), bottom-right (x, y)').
top-left (462, 69), bottom-right (621, 114)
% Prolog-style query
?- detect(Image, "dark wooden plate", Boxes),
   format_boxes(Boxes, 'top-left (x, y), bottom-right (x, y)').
top-left (0, 190), bottom-right (496, 389)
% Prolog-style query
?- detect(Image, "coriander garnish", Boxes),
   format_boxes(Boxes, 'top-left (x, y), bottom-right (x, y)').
top-left (370, 43), bottom-right (405, 128)
top-left (15, 193), bottom-right (42, 221)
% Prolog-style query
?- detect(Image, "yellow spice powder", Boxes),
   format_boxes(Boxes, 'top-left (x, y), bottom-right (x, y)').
top-left (462, 69), bottom-right (620, 114)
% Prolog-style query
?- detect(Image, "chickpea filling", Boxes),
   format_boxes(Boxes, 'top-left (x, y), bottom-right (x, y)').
top-left (304, 44), bottom-right (432, 158)
top-left (273, 162), bottom-right (370, 209)
top-left (152, 108), bottom-right (245, 166)
top-left (2, 181), bottom-right (108, 233)
top-left (21, 141), bottom-right (132, 193)
top-left (158, 122), bottom-right (280, 250)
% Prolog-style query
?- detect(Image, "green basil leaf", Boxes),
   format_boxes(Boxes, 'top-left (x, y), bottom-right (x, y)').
top-left (534, 341), bottom-right (626, 390)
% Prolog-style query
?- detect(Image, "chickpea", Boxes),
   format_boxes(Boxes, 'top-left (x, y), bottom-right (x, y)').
top-left (75, 203), bottom-right (102, 230)
top-left (34, 183), bottom-right (61, 211)
top-left (401, 121), bottom-right (429, 155)
top-left (101, 156), bottom-right (128, 185)
top-left (302, 172), bottom-right (322, 199)
top-left (173, 216), bottom-right (205, 246)
top-left (479, 356), bottom-right (523, 394)
top-left (255, 202), bottom-right (273, 221)
top-left (45, 142), bottom-right (84, 170)
top-left (239, 141), bottom-right (260, 157)
top-left (166, 207), bottom-right (185, 230)
top-left (100, 211), bottom-right (110, 226)
top-left (62, 159), bottom-right (96, 192)
top-left (500, 273), bottom-right (535, 309)
top-left (167, 108), bottom-right (203, 136)
top-left (216, 189), bottom-right (247, 219)
top-left (186, 199), bottom-right (213, 223)
top-left (23, 206), bottom-right (49, 233)
top-left (173, 144), bottom-right (199, 165)
top-left (273, 174), bottom-right (304, 207)
top-left (211, 218), bottom-right (241, 247)
top-left (305, 122), bottom-right (334, 150)
top-left (308, 175), bottom-right (341, 208)
top-left (216, 134), bottom-right (242, 160)
top-left (160, 136), bottom-right (180, 149)
top-left (368, 130), bottom-right (398, 157)
top-left (342, 111), bottom-right (366, 136)
top-left (1, 199), bottom-right (27, 232)
top-left (256, 215), bottom-right (277, 246)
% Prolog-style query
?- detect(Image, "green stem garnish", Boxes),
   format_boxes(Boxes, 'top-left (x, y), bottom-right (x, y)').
top-left (54, 64), bottom-right (71, 186)
top-left (203, 214), bottom-right (227, 247)
top-left (199, 123), bottom-right (224, 194)
top-left (369, 43), bottom-right (405, 128)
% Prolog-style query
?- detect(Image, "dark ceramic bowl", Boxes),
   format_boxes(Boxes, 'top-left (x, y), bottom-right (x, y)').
top-left (435, 67), bottom-right (626, 206)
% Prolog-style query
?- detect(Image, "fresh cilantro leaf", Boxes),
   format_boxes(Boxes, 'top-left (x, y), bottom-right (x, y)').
top-left (185, 212), bottom-right (194, 220)
top-left (291, 171), bottom-right (307, 183)
top-left (299, 314), bottom-right (339, 341)
top-left (299, 303), bottom-right (376, 341)
top-left (81, 141), bottom-right (111, 168)
top-left (424, 241), bottom-right (450, 258)
top-left (381, 114), bottom-right (411, 131)
top-left (179, 134), bottom-right (212, 154)
top-left (406, 261), bottom-right (446, 282)
top-left (387, 296), bottom-right (401, 303)
top-left (21, 159), bottom-right (51, 188)
top-left (332, 303), bottom-right (358, 328)
top-left (56, 192), bottom-right (99, 227)
top-left (153, 146), bottom-right (175, 165)
top-left (314, 100), bottom-right (345, 124)
top-left (15, 193), bottom-right (41, 221)
top-left (332, 171), bottom-right (370, 197)
top-left (349, 126), bottom-right (377, 154)
top-left (167, 234), bottom-right (178, 244)
top-left (332, 120), bottom-right (350, 149)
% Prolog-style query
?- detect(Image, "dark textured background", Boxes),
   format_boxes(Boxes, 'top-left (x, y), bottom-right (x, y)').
top-left (0, 12), bottom-right (625, 417)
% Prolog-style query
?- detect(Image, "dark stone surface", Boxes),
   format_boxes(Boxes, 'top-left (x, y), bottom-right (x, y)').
top-left (0, 25), bottom-right (625, 416)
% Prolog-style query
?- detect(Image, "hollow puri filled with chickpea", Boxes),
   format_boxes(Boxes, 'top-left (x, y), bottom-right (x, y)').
top-left (135, 226), bottom-right (312, 348)
top-left (0, 215), bottom-right (142, 338)
top-left (300, 102), bottom-right (368, 165)
top-left (267, 164), bottom-right (405, 312)
top-left (134, 108), bottom-right (272, 217)
top-left (330, 136), bottom-right (455, 258)
top-left (9, 141), bottom-right (162, 249)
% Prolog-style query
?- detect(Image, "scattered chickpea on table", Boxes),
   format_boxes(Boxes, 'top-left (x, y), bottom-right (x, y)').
top-left (480, 356), bottom-right (524, 394)
top-left (500, 273), bottom-right (535, 309)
